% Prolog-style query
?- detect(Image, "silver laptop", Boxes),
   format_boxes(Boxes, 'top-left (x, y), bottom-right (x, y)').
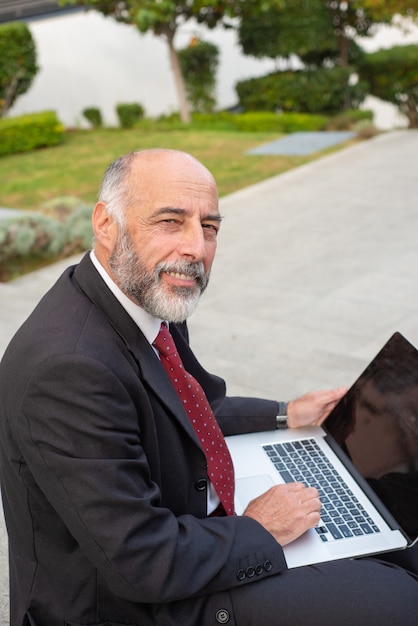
top-left (226, 332), bottom-right (418, 568)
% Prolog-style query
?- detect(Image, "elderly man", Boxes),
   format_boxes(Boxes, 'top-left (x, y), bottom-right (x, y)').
top-left (0, 149), bottom-right (417, 626)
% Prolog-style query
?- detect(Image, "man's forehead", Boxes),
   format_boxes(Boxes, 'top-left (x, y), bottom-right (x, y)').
top-left (129, 151), bottom-right (215, 186)
top-left (126, 158), bottom-right (218, 211)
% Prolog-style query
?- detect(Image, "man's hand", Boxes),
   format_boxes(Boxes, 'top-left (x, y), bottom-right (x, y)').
top-left (287, 387), bottom-right (347, 429)
top-left (243, 483), bottom-right (321, 546)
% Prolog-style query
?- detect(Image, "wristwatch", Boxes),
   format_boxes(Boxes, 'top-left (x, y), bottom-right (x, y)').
top-left (276, 401), bottom-right (288, 429)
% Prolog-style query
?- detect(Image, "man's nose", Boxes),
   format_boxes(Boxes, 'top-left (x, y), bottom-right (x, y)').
top-left (178, 223), bottom-right (206, 260)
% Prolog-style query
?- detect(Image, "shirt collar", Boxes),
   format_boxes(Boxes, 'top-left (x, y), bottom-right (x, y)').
top-left (90, 250), bottom-right (162, 345)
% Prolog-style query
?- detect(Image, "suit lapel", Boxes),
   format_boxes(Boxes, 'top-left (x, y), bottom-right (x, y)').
top-left (72, 254), bottom-right (199, 444)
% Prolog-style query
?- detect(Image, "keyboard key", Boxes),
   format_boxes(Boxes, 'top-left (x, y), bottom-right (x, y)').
top-left (273, 443), bottom-right (286, 456)
top-left (326, 523), bottom-right (343, 540)
top-left (279, 470), bottom-right (295, 484)
top-left (360, 523), bottom-right (373, 535)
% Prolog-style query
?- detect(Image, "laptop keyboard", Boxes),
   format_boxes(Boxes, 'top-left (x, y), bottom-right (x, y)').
top-left (263, 438), bottom-right (381, 542)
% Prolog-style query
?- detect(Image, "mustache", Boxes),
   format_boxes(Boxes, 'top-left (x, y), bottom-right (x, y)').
top-left (155, 260), bottom-right (208, 290)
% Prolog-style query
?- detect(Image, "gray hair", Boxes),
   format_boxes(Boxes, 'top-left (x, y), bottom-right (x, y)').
top-left (97, 152), bottom-right (139, 227)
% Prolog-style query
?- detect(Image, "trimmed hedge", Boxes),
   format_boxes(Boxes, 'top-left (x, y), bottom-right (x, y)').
top-left (232, 111), bottom-right (328, 132)
top-left (0, 111), bottom-right (65, 156)
top-left (191, 111), bottom-right (328, 132)
top-left (116, 103), bottom-right (145, 128)
top-left (82, 106), bottom-right (103, 128)
top-left (236, 67), bottom-right (367, 114)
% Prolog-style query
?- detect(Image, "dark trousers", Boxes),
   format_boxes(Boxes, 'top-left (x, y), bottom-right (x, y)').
top-left (229, 545), bottom-right (418, 625)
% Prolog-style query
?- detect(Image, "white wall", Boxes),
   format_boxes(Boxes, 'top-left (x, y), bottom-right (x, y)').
top-left (9, 10), bottom-right (276, 127)
top-left (8, 10), bottom-right (418, 129)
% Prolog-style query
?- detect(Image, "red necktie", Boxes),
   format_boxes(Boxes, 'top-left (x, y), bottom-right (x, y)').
top-left (153, 323), bottom-right (235, 516)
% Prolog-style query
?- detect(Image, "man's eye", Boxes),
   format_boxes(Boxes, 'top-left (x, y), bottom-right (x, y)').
top-left (161, 219), bottom-right (181, 227)
top-left (202, 223), bottom-right (219, 234)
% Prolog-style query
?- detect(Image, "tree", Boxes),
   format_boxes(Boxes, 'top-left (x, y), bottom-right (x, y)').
top-left (238, 1), bottom-right (417, 111)
top-left (0, 22), bottom-right (38, 117)
top-left (238, 0), bottom-right (355, 68)
top-left (60, 0), bottom-right (284, 122)
top-left (239, 1), bottom-right (418, 68)
top-left (358, 45), bottom-right (418, 128)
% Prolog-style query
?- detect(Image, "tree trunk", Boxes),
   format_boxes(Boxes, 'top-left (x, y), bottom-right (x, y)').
top-left (165, 29), bottom-right (191, 123)
top-left (339, 33), bottom-right (352, 111)
top-left (327, 3), bottom-right (351, 110)
top-left (339, 31), bottom-right (348, 68)
top-left (404, 99), bottom-right (418, 129)
top-left (1, 70), bottom-right (23, 116)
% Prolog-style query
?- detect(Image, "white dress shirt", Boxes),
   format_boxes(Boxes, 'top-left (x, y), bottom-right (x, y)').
top-left (89, 251), bottom-right (220, 514)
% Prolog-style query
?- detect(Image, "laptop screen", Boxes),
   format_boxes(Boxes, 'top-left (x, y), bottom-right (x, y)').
top-left (325, 332), bottom-right (418, 543)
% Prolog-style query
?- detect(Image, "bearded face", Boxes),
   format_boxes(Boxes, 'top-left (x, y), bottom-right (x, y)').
top-left (109, 227), bottom-right (209, 323)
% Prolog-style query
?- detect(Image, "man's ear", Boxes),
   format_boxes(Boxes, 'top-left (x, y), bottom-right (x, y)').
top-left (92, 201), bottom-right (118, 251)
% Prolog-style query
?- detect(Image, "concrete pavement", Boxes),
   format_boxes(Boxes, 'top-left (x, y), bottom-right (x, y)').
top-left (0, 129), bottom-right (417, 623)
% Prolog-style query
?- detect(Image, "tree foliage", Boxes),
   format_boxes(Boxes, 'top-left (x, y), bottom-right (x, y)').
top-left (0, 22), bottom-right (38, 116)
top-left (238, 1), bottom-right (418, 68)
top-left (358, 44), bottom-right (418, 128)
top-left (358, 0), bottom-right (418, 22)
top-left (239, 0), bottom-right (366, 68)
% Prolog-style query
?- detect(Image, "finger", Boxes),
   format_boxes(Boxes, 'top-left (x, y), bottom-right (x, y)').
top-left (304, 486), bottom-right (319, 499)
top-left (285, 481), bottom-right (306, 492)
top-left (307, 509), bottom-right (322, 528)
top-left (301, 489), bottom-right (321, 508)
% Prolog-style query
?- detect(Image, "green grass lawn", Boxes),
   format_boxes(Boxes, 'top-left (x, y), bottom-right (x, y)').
top-left (0, 127), bottom-right (348, 212)
top-left (0, 126), bottom-right (358, 281)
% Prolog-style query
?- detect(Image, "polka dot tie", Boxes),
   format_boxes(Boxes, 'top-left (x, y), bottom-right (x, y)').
top-left (153, 323), bottom-right (235, 516)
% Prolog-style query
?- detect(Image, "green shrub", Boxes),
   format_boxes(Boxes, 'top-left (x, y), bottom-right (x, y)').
top-left (189, 112), bottom-right (237, 131)
top-left (41, 196), bottom-right (85, 220)
top-left (134, 110), bottom-right (328, 133)
top-left (178, 39), bottom-right (219, 113)
top-left (0, 213), bottom-right (64, 266)
top-left (0, 111), bottom-right (65, 157)
top-left (358, 45), bottom-right (418, 128)
top-left (0, 203), bottom-right (93, 280)
top-left (82, 107), bottom-right (103, 128)
top-left (63, 204), bottom-right (93, 253)
top-left (133, 113), bottom-right (186, 131)
top-left (352, 121), bottom-right (380, 140)
top-left (327, 108), bottom-right (374, 130)
top-left (0, 21), bottom-right (38, 116)
top-left (116, 103), bottom-right (145, 128)
top-left (191, 111), bottom-right (328, 132)
top-left (236, 67), bottom-right (367, 114)
top-left (233, 111), bottom-right (328, 132)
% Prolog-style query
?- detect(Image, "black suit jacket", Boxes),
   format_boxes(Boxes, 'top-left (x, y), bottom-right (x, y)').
top-left (0, 254), bottom-right (287, 626)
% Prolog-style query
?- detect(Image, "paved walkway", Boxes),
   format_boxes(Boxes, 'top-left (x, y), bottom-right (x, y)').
top-left (0, 129), bottom-right (417, 623)
top-left (246, 130), bottom-right (356, 155)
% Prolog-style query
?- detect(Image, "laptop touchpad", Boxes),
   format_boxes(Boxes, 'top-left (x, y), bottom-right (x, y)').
top-left (235, 475), bottom-right (275, 513)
